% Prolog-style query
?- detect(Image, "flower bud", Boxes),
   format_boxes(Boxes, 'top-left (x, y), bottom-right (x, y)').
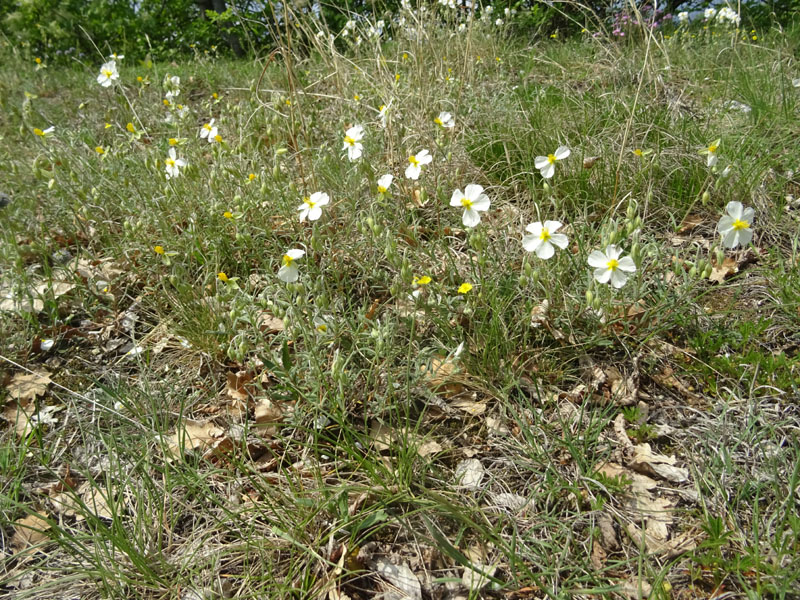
top-left (523, 261), bottom-right (533, 277)
top-left (703, 264), bottom-right (712, 279)
top-left (626, 204), bottom-right (635, 220)
top-left (631, 242), bottom-right (641, 261)
top-left (585, 290), bottom-right (594, 305)
top-left (518, 275), bottom-right (529, 287)
top-left (702, 190), bottom-right (710, 205)
top-left (689, 266), bottom-right (697, 278)
top-left (543, 182), bottom-right (551, 193)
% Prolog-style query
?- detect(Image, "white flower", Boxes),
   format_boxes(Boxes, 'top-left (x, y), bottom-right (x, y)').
top-left (434, 111), bottom-right (455, 128)
top-left (792, 78), bottom-right (800, 88)
top-left (342, 125), bottom-right (364, 161)
top-left (405, 149), bottom-right (433, 180)
top-left (278, 248), bottom-right (305, 282)
top-left (534, 146), bottom-right (570, 179)
top-left (450, 184), bottom-right (491, 227)
top-left (588, 245), bottom-right (636, 288)
top-left (700, 138), bottom-right (720, 167)
top-left (377, 174), bottom-right (393, 194)
top-left (458, 23), bottom-right (466, 32)
top-left (164, 147), bottom-right (187, 179)
top-left (677, 11), bottom-right (689, 23)
top-left (96, 60), bottom-right (119, 87)
top-left (109, 52), bottom-right (124, 60)
top-left (378, 104), bottom-right (389, 127)
top-left (298, 191), bottom-right (330, 222)
top-left (522, 221), bottom-right (569, 259)
top-left (717, 201), bottom-right (754, 248)
top-left (200, 118), bottom-right (217, 141)
top-left (704, 7), bottom-right (716, 20)
top-left (495, 18), bottom-right (504, 26)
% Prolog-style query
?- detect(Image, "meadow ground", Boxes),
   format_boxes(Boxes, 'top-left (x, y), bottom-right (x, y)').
top-left (1, 9), bottom-right (800, 600)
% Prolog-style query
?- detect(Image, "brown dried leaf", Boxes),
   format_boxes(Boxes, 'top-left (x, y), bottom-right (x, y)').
top-left (254, 398), bottom-right (283, 437)
top-left (709, 256), bottom-right (739, 283)
top-left (226, 371), bottom-right (253, 401)
top-left (2, 402), bottom-right (35, 438)
top-left (6, 370), bottom-right (51, 401)
top-left (166, 419), bottom-right (225, 458)
top-left (256, 312), bottom-right (285, 333)
top-left (629, 444), bottom-right (689, 483)
top-left (372, 559), bottom-right (422, 600)
top-left (678, 214), bottom-right (703, 233)
top-left (583, 156), bottom-right (601, 169)
top-left (450, 394), bottom-right (487, 416)
top-left (11, 512), bottom-right (51, 556)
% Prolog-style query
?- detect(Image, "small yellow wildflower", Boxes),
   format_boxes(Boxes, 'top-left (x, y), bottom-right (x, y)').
top-left (163, 98), bottom-right (171, 106)
top-left (104, 123), bottom-right (112, 129)
top-left (35, 57), bottom-right (42, 64)
top-left (353, 93), bottom-right (361, 101)
top-left (458, 282), bottom-right (473, 294)
top-left (218, 272), bottom-right (229, 282)
top-left (33, 128), bottom-right (44, 137)
top-left (154, 245), bottom-right (165, 255)
top-left (95, 146), bottom-right (105, 154)
top-left (248, 173), bottom-right (256, 181)
top-left (212, 92), bottom-right (218, 99)
top-left (126, 122), bottom-right (136, 133)
top-left (413, 275), bottom-right (432, 286)
top-left (214, 134), bottom-right (222, 143)
top-left (169, 138), bottom-right (178, 146)
top-left (402, 52), bottom-right (408, 60)
top-left (223, 211), bottom-right (233, 219)
top-left (137, 76), bottom-right (143, 82)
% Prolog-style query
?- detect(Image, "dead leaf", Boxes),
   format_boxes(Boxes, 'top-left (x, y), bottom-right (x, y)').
top-left (79, 481), bottom-right (116, 520)
top-left (6, 370), bottom-right (51, 401)
top-left (590, 539), bottom-right (607, 570)
top-left (462, 562), bottom-right (497, 592)
top-left (421, 355), bottom-right (464, 398)
top-left (226, 371), bottom-right (253, 401)
top-left (372, 559), bottom-right (422, 600)
top-left (678, 214), bottom-right (703, 233)
top-left (3, 402), bottom-right (35, 438)
top-left (619, 577), bottom-right (652, 599)
top-left (165, 419), bottom-right (225, 458)
top-left (256, 312), bottom-right (285, 333)
top-left (416, 438), bottom-right (442, 457)
top-left (529, 299), bottom-right (549, 328)
top-left (11, 512), bottom-right (51, 556)
top-left (583, 156), bottom-right (601, 169)
top-left (254, 398), bottom-right (284, 437)
top-left (488, 492), bottom-right (531, 514)
top-left (629, 444), bottom-right (689, 483)
top-left (450, 394), bottom-right (487, 416)
top-left (455, 458), bottom-right (485, 490)
top-left (709, 256), bottom-right (739, 283)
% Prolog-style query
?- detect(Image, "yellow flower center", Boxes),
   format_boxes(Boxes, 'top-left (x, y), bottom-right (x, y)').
top-left (606, 259), bottom-right (619, 271)
top-left (408, 155), bottom-right (419, 166)
top-left (316, 324), bottom-right (328, 332)
top-left (214, 134), bottom-right (222, 143)
top-left (379, 105), bottom-right (386, 112)
top-left (378, 186), bottom-right (387, 193)
top-left (732, 219), bottom-right (749, 231)
top-left (166, 158), bottom-right (175, 167)
top-left (204, 123), bottom-right (212, 131)
top-left (34, 128), bottom-right (44, 136)
top-left (434, 118), bottom-right (443, 126)
top-left (539, 228), bottom-right (551, 242)
top-left (548, 153), bottom-right (557, 164)
top-left (282, 254), bottom-right (294, 267)
top-left (303, 197), bottom-right (316, 208)
top-left (344, 135), bottom-right (355, 146)
top-left (708, 144), bottom-right (718, 153)
top-left (163, 99), bottom-right (170, 106)
top-left (249, 173), bottom-right (256, 181)
top-left (103, 69), bottom-right (113, 77)
top-left (460, 197), bottom-right (473, 209)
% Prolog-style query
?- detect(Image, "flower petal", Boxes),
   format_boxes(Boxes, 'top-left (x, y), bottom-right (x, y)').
top-left (610, 270), bottom-right (629, 288)
top-left (471, 195), bottom-right (491, 211)
top-left (543, 220), bottom-right (562, 233)
top-left (522, 234), bottom-right (542, 253)
top-left (588, 250), bottom-right (609, 268)
top-left (465, 184), bottom-right (484, 200)
top-left (604, 244), bottom-right (621, 260)
top-left (594, 267), bottom-right (612, 284)
top-left (737, 228), bottom-right (753, 246)
top-left (278, 265), bottom-right (299, 283)
top-left (617, 256), bottom-right (636, 272)
top-left (462, 208), bottom-right (481, 228)
top-left (534, 156), bottom-right (549, 169)
top-left (725, 201), bottom-right (743, 220)
top-left (536, 241), bottom-right (555, 260)
top-left (554, 146), bottom-right (571, 160)
top-left (450, 189), bottom-right (464, 206)
top-left (721, 229), bottom-right (739, 248)
top-left (549, 233), bottom-right (569, 249)
top-left (717, 215), bottom-right (734, 233)
top-left (540, 163), bottom-right (555, 179)
top-left (525, 222), bottom-right (543, 235)
top-left (741, 207), bottom-right (755, 223)
top-left (287, 248), bottom-right (305, 259)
